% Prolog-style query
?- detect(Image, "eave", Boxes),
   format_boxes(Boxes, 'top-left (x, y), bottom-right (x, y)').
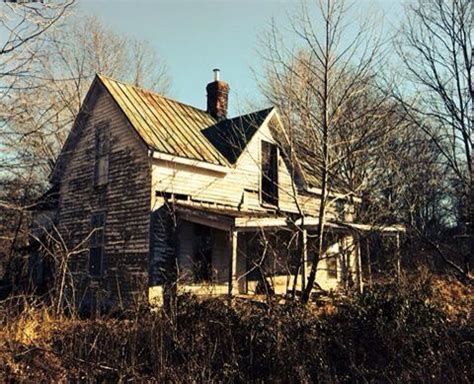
top-left (150, 150), bottom-right (230, 174)
top-left (305, 186), bottom-right (363, 203)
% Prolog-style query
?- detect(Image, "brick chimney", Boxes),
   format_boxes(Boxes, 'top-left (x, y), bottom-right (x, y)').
top-left (206, 68), bottom-right (229, 120)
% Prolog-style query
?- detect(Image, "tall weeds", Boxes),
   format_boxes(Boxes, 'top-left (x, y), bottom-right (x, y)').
top-left (0, 277), bottom-right (472, 383)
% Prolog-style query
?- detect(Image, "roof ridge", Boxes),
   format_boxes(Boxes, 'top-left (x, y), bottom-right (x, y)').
top-left (97, 74), bottom-right (274, 123)
top-left (227, 106), bottom-right (274, 121)
top-left (96, 73), bottom-right (215, 118)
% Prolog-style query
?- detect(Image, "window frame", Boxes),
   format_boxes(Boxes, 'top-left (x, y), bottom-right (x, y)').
top-left (335, 199), bottom-right (346, 221)
top-left (93, 121), bottom-right (110, 188)
top-left (192, 224), bottom-right (213, 283)
top-left (89, 211), bottom-right (106, 277)
top-left (326, 255), bottom-right (338, 279)
top-left (260, 140), bottom-right (279, 207)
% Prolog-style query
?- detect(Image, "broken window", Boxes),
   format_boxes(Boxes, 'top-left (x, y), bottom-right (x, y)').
top-left (261, 141), bottom-right (278, 206)
top-left (322, 232), bottom-right (339, 279)
top-left (335, 200), bottom-right (345, 221)
top-left (246, 232), bottom-right (264, 281)
top-left (326, 256), bottom-right (338, 278)
top-left (157, 191), bottom-right (189, 202)
top-left (89, 212), bottom-right (106, 277)
top-left (310, 232), bottom-right (339, 279)
top-left (94, 122), bottom-right (110, 187)
top-left (193, 224), bottom-right (213, 283)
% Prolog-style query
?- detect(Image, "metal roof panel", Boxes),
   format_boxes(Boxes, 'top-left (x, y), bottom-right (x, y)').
top-left (98, 74), bottom-right (230, 166)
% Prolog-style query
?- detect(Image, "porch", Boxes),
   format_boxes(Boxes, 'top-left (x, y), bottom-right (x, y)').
top-left (149, 203), bottom-right (404, 305)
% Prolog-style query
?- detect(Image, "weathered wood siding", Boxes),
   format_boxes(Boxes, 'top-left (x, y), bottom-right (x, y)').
top-left (148, 111), bottom-right (352, 300)
top-left (151, 113), bottom-right (338, 220)
top-left (57, 86), bottom-right (151, 307)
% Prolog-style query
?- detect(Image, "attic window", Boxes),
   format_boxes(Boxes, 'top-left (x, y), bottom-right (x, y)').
top-left (94, 122), bottom-right (110, 187)
top-left (261, 141), bottom-right (278, 206)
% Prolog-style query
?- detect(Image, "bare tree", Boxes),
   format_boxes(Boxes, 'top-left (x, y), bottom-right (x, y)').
top-left (394, 0), bottom-right (472, 278)
top-left (2, 14), bottom-right (171, 182)
top-left (0, 1), bottom-right (73, 290)
top-left (260, 0), bottom-right (389, 301)
top-left (0, 1), bottom-right (74, 91)
top-left (30, 221), bottom-right (88, 316)
top-left (0, 11), bottom-right (171, 293)
top-left (0, 1), bottom-right (74, 184)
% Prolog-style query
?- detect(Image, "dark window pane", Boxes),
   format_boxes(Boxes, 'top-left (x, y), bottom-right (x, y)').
top-left (335, 200), bottom-right (345, 221)
top-left (89, 247), bottom-right (103, 276)
top-left (261, 141), bottom-right (278, 206)
top-left (90, 228), bottom-right (103, 248)
top-left (91, 212), bottom-right (105, 227)
top-left (90, 213), bottom-right (105, 276)
top-left (246, 233), bottom-right (263, 280)
top-left (193, 224), bottom-right (213, 282)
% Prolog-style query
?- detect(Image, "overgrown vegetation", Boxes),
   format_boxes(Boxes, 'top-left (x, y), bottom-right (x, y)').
top-left (1, 275), bottom-right (472, 383)
top-left (0, 1), bottom-right (472, 382)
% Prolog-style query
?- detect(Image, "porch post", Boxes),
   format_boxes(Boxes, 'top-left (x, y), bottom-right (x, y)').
top-left (356, 234), bottom-right (363, 293)
top-left (395, 232), bottom-right (401, 283)
top-left (366, 237), bottom-right (373, 287)
top-left (229, 229), bottom-right (239, 296)
top-left (301, 228), bottom-right (307, 292)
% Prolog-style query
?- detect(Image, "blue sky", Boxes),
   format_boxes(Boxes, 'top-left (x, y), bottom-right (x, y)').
top-left (77, 0), bottom-right (404, 115)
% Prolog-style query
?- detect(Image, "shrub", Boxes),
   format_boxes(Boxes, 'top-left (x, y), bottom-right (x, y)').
top-left (0, 280), bottom-right (472, 383)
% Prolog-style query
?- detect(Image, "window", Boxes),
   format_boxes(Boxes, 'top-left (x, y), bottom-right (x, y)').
top-left (193, 224), bottom-right (213, 282)
top-left (246, 232), bottom-right (263, 281)
top-left (94, 122), bottom-right (110, 187)
top-left (327, 256), bottom-right (338, 278)
top-left (261, 141), bottom-right (278, 206)
top-left (89, 212), bottom-right (106, 276)
top-left (318, 232), bottom-right (339, 279)
top-left (335, 200), bottom-right (345, 221)
top-left (156, 191), bottom-right (190, 202)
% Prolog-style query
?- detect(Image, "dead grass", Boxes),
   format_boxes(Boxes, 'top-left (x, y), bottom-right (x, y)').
top-left (431, 275), bottom-right (473, 322)
top-left (0, 274), bottom-right (472, 383)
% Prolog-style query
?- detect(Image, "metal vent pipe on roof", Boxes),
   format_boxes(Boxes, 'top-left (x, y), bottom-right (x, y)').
top-left (207, 68), bottom-right (229, 120)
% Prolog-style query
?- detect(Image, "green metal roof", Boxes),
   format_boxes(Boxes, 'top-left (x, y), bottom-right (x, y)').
top-left (99, 74), bottom-right (231, 166)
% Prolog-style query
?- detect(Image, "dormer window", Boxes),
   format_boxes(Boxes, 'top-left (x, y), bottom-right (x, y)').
top-left (94, 121), bottom-right (110, 187)
top-left (261, 141), bottom-right (278, 206)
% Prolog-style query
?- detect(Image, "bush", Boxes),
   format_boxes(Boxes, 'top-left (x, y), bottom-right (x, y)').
top-left (1, 280), bottom-right (472, 383)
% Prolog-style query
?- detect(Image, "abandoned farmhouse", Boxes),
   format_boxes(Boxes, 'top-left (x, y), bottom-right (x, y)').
top-left (30, 70), bottom-right (402, 308)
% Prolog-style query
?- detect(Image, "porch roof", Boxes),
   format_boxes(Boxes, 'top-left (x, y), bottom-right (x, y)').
top-left (174, 203), bottom-right (405, 234)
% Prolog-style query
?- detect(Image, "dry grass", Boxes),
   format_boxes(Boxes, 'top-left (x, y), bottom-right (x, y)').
top-left (431, 276), bottom-right (473, 321)
top-left (0, 274), bottom-right (472, 383)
